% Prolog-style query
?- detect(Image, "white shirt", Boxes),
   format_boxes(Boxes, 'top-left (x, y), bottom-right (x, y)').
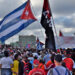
top-left (0, 57), bottom-right (13, 68)
top-left (32, 53), bottom-right (38, 57)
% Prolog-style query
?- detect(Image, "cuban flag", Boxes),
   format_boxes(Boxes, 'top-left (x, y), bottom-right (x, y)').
top-left (0, 0), bottom-right (36, 43)
top-left (36, 38), bottom-right (44, 50)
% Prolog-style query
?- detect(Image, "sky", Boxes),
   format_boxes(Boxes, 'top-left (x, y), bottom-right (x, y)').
top-left (0, 0), bottom-right (75, 44)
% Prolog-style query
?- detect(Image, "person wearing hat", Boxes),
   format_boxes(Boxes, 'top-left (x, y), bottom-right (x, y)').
top-left (29, 59), bottom-right (45, 75)
top-left (47, 54), bottom-right (70, 75)
top-left (63, 50), bottom-right (74, 72)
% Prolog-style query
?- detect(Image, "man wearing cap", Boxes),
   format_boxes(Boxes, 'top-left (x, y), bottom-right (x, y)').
top-left (29, 59), bottom-right (45, 75)
top-left (47, 54), bottom-right (70, 75)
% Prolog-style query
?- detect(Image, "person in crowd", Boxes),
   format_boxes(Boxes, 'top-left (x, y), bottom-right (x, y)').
top-left (43, 51), bottom-right (51, 64)
top-left (22, 55), bottom-right (32, 75)
top-left (33, 56), bottom-right (39, 68)
top-left (10, 52), bottom-right (14, 60)
top-left (29, 59), bottom-right (45, 75)
top-left (47, 54), bottom-right (70, 75)
top-left (18, 52), bottom-right (24, 75)
top-left (63, 50), bottom-right (74, 73)
top-left (44, 54), bottom-right (55, 75)
top-left (37, 52), bottom-right (42, 60)
top-left (71, 51), bottom-right (75, 75)
top-left (28, 54), bottom-right (34, 69)
top-left (0, 51), bottom-right (13, 75)
top-left (38, 59), bottom-right (45, 70)
top-left (12, 54), bottom-right (19, 75)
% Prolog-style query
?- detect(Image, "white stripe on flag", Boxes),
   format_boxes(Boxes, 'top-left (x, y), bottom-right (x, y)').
top-left (1, 8), bottom-right (24, 26)
top-left (0, 20), bottom-right (27, 38)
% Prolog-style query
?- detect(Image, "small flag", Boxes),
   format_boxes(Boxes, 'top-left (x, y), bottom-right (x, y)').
top-left (40, 0), bottom-right (56, 50)
top-left (59, 30), bottom-right (63, 37)
top-left (36, 37), bottom-right (44, 50)
top-left (0, 0), bottom-right (36, 43)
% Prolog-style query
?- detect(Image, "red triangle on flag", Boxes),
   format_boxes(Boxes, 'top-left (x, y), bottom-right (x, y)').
top-left (21, 1), bottom-right (36, 20)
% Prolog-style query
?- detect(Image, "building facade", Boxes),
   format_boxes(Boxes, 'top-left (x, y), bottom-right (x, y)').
top-left (11, 35), bottom-right (36, 48)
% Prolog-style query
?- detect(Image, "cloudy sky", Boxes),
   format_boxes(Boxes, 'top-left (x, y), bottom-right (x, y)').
top-left (0, 0), bottom-right (75, 44)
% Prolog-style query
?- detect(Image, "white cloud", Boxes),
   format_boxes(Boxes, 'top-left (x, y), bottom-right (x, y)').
top-left (0, 0), bottom-right (75, 44)
top-left (50, 0), bottom-right (75, 16)
top-left (0, 18), bottom-right (2, 21)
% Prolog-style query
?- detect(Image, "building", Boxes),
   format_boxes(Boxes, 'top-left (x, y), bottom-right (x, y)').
top-left (11, 35), bottom-right (36, 48)
top-left (19, 35), bottom-right (36, 48)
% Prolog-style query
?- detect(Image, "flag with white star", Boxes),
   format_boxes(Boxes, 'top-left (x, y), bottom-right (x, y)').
top-left (21, 0), bottom-right (36, 20)
top-left (0, 0), bottom-right (36, 43)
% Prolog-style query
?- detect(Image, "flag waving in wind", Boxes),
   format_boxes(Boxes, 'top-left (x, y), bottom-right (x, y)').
top-left (36, 37), bottom-right (44, 50)
top-left (40, 0), bottom-right (56, 51)
top-left (0, 0), bottom-right (36, 43)
top-left (21, 0), bottom-right (36, 20)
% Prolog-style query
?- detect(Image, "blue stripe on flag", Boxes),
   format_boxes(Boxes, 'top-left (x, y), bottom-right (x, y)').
top-left (0, 1), bottom-right (27, 26)
top-left (0, 0), bottom-right (36, 43)
top-left (0, 19), bottom-right (35, 42)
top-left (0, 16), bottom-right (21, 32)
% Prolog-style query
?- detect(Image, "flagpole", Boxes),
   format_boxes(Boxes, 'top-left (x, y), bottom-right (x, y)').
top-left (48, 0), bottom-right (60, 49)
top-left (51, 15), bottom-right (60, 48)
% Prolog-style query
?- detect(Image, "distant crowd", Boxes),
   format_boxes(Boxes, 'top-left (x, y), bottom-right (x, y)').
top-left (0, 45), bottom-right (75, 75)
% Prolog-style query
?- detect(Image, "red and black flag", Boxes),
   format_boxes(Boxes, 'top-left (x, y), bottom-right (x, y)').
top-left (40, 0), bottom-right (56, 51)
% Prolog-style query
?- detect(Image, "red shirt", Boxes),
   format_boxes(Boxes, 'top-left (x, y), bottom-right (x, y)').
top-left (64, 57), bottom-right (74, 71)
top-left (44, 60), bottom-right (55, 74)
top-left (38, 63), bottom-right (45, 70)
top-left (46, 60), bottom-right (53, 68)
top-left (29, 68), bottom-right (45, 75)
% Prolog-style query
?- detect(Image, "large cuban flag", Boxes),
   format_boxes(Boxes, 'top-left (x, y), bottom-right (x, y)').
top-left (0, 0), bottom-right (36, 43)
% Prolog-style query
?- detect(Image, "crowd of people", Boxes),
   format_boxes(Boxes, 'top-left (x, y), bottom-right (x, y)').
top-left (0, 45), bottom-right (75, 75)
